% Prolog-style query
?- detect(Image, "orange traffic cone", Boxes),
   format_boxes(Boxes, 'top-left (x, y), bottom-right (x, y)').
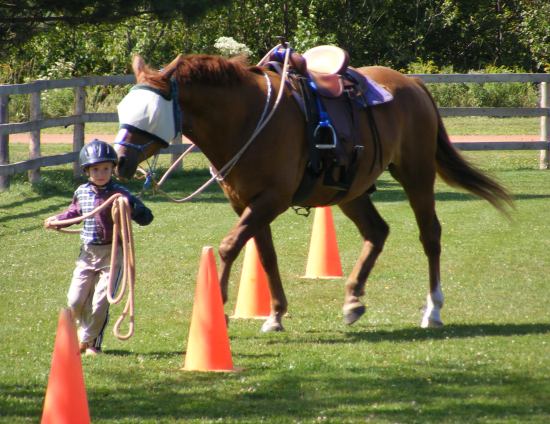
top-left (303, 207), bottom-right (343, 278)
top-left (41, 308), bottom-right (90, 424)
top-left (232, 239), bottom-right (271, 319)
top-left (183, 246), bottom-right (235, 372)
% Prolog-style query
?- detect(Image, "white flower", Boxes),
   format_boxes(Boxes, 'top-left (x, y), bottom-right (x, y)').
top-left (214, 36), bottom-right (252, 57)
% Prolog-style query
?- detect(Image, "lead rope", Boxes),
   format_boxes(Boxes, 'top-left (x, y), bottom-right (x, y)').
top-left (139, 44), bottom-right (292, 203)
top-left (48, 193), bottom-right (136, 340)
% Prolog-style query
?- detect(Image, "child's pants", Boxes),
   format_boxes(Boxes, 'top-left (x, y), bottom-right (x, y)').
top-left (67, 244), bottom-right (122, 347)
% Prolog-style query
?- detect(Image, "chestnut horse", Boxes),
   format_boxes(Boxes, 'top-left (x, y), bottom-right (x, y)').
top-left (114, 53), bottom-right (511, 332)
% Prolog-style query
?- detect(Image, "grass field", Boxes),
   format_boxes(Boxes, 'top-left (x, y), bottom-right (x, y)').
top-left (1, 119), bottom-right (549, 423)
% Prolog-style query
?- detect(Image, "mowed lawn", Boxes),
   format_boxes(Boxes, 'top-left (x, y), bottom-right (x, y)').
top-left (1, 118), bottom-right (549, 423)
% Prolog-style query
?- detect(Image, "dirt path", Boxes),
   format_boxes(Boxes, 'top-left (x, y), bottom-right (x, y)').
top-left (9, 133), bottom-right (118, 144)
top-left (8, 133), bottom-right (541, 144)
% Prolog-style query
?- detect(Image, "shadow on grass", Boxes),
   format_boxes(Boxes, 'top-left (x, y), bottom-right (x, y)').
top-left (104, 349), bottom-right (182, 359)
top-left (3, 361), bottom-right (547, 423)
top-left (343, 322), bottom-right (550, 343)
top-left (257, 323), bottom-right (550, 347)
top-left (0, 202), bottom-right (69, 225)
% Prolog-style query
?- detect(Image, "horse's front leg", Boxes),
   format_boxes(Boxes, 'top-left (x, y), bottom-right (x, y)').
top-left (338, 192), bottom-right (389, 325)
top-left (217, 194), bottom-right (286, 328)
top-left (253, 225), bottom-right (287, 332)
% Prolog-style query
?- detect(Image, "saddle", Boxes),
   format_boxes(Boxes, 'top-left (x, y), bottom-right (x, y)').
top-left (262, 45), bottom-right (393, 203)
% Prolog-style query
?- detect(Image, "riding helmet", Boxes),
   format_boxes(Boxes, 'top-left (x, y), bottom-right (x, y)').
top-left (79, 139), bottom-right (118, 169)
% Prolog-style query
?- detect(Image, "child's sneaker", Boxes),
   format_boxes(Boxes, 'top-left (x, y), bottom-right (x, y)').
top-left (85, 346), bottom-right (101, 356)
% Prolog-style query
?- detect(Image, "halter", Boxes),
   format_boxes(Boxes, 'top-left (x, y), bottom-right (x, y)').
top-left (115, 77), bottom-right (182, 188)
top-left (115, 138), bottom-right (157, 154)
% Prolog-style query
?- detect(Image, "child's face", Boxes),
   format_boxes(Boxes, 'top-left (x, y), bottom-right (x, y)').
top-left (86, 161), bottom-right (114, 186)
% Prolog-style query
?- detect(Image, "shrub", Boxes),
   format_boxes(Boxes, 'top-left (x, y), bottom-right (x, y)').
top-left (39, 59), bottom-right (76, 119)
top-left (406, 60), bottom-right (539, 108)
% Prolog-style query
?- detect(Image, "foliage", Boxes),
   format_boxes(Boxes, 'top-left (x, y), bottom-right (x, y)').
top-left (2, 0), bottom-right (549, 85)
top-left (0, 0), bottom-right (230, 49)
top-left (291, 3), bottom-right (337, 53)
top-left (38, 59), bottom-right (76, 119)
top-left (407, 60), bottom-right (539, 108)
top-left (517, 0), bottom-right (550, 72)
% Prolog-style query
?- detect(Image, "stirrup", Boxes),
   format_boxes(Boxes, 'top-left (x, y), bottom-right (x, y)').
top-left (314, 122), bottom-right (337, 149)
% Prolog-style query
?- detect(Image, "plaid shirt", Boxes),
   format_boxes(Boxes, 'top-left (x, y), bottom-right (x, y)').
top-left (56, 180), bottom-right (152, 245)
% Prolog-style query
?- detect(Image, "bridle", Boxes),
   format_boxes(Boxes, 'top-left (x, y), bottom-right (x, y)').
top-left (115, 138), bottom-right (158, 156)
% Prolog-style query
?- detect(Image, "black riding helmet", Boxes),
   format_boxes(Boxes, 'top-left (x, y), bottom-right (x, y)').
top-left (79, 139), bottom-right (118, 170)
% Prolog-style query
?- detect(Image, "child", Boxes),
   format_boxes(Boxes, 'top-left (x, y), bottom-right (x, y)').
top-left (44, 139), bottom-right (153, 355)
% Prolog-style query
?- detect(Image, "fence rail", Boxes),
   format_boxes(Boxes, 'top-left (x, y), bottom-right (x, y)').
top-left (1, 73), bottom-right (549, 191)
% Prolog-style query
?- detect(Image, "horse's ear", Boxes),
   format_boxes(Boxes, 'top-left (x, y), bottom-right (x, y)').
top-left (132, 55), bottom-right (146, 78)
top-left (161, 54), bottom-right (183, 77)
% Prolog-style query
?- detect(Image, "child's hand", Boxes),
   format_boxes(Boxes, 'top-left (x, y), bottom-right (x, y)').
top-left (43, 216), bottom-right (59, 230)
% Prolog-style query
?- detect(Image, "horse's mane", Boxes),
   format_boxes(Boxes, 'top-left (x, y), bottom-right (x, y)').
top-left (138, 54), bottom-right (253, 90)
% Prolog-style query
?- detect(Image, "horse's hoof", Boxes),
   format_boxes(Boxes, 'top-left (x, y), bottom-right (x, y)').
top-left (420, 317), bottom-right (444, 328)
top-left (343, 303), bottom-right (366, 325)
top-left (261, 317), bottom-right (284, 333)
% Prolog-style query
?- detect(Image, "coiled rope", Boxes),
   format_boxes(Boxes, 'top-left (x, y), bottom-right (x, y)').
top-left (48, 193), bottom-right (136, 340)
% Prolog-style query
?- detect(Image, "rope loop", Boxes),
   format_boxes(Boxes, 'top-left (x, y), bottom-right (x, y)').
top-left (47, 193), bottom-right (136, 341)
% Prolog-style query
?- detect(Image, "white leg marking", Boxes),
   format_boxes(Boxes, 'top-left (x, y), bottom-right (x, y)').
top-left (421, 283), bottom-right (444, 328)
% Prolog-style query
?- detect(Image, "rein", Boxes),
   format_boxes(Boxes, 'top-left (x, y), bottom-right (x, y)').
top-left (138, 45), bottom-right (292, 203)
top-left (48, 193), bottom-right (136, 341)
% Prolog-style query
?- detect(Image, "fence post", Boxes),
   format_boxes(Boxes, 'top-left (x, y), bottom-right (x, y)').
top-left (29, 91), bottom-right (41, 183)
top-left (73, 86), bottom-right (86, 177)
top-left (0, 95), bottom-right (9, 191)
top-left (540, 82), bottom-right (549, 170)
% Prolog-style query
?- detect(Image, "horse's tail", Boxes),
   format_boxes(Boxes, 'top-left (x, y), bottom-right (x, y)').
top-left (415, 79), bottom-right (513, 214)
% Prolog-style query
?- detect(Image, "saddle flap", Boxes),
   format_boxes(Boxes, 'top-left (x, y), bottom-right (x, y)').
top-left (303, 45), bottom-right (349, 75)
top-left (309, 72), bottom-right (344, 97)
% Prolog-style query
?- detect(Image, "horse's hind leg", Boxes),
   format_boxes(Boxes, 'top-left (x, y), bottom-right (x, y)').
top-left (338, 192), bottom-right (390, 325)
top-left (389, 164), bottom-right (444, 328)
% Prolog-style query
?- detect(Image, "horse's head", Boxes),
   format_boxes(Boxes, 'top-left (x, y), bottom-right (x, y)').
top-left (114, 55), bottom-right (182, 180)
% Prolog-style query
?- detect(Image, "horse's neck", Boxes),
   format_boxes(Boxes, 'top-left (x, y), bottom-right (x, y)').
top-left (184, 78), bottom-right (266, 169)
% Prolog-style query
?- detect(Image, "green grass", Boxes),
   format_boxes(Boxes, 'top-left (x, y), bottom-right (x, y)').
top-left (1, 148), bottom-right (550, 422)
top-left (442, 117), bottom-right (540, 136)
top-left (39, 122), bottom-right (119, 134)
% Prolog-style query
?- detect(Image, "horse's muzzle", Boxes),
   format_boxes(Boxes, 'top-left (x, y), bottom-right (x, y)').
top-left (115, 156), bottom-right (136, 180)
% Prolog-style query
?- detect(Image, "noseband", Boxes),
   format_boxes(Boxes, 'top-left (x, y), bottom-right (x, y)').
top-left (115, 138), bottom-right (159, 155)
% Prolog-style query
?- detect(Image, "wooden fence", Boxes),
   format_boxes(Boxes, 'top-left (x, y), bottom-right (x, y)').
top-left (1, 73), bottom-right (549, 191)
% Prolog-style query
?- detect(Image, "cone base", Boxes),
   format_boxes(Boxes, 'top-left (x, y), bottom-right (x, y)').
top-left (230, 314), bottom-right (270, 320)
top-left (301, 274), bottom-right (344, 279)
top-left (182, 366), bottom-right (242, 373)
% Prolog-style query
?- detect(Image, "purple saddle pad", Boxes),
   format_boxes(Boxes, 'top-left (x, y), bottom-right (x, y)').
top-left (363, 75), bottom-right (393, 106)
top-left (346, 68), bottom-right (393, 106)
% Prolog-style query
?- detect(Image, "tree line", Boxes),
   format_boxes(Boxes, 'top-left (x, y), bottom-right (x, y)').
top-left (1, 0), bottom-right (548, 84)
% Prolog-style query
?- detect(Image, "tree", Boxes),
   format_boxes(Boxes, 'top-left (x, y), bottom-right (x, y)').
top-left (0, 0), bottom-right (229, 48)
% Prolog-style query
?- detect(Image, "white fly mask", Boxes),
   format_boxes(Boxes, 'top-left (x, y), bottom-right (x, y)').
top-left (117, 85), bottom-right (179, 146)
